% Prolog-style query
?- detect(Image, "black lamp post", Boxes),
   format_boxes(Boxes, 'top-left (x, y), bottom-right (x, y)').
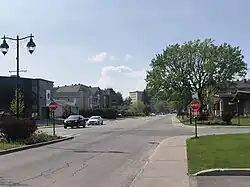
top-left (0, 34), bottom-right (36, 118)
top-left (228, 99), bottom-right (240, 125)
top-left (237, 100), bottom-right (240, 125)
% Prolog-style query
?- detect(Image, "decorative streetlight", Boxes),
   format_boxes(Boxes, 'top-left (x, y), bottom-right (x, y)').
top-left (0, 34), bottom-right (36, 118)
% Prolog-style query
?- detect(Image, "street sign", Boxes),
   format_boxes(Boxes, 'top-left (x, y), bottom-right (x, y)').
top-left (49, 101), bottom-right (57, 111)
top-left (191, 100), bottom-right (201, 111)
top-left (192, 111), bottom-right (200, 117)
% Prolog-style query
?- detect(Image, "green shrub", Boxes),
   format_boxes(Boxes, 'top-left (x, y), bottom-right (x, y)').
top-left (221, 112), bottom-right (233, 125)
top-left (0, 116), bottom-right (37, 141)
top-left (24, 131), bottom-right (59, 145)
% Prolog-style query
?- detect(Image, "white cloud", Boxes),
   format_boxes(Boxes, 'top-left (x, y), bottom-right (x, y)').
top-left (97, 65), bottom-right (146, 96)
top-left (109, 56), bottom-right (121, 61)
top-left (88, 52), bottom-right (108, 62)
top-left (88, 53), bottom-right (133, 63)
top-left (124, 54), bottom-right (133, 61)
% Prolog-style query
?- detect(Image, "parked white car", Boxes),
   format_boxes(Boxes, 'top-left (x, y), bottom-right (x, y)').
top-left (86, 116), bottom-right (103, 125)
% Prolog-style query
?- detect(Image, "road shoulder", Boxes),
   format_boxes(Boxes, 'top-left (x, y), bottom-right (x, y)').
top-left (130, 136), bottom-right (190, 187)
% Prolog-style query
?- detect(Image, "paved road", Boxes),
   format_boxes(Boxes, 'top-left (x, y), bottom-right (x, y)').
top-left (0, 115), bottom-right (193, 187)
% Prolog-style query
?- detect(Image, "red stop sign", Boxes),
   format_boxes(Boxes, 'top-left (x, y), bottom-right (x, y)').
top-left (191, 100), bottom-right (200, 111)
top-left (49, 101), bottom-right (57, 111)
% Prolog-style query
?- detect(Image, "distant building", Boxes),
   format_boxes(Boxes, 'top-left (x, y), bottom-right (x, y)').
top-left (129, 91), bottom-right (144, 104)
top-left (52, 84), bottom-right (119, 111)
top-left (214, 79), bottom-right (250, 116)
top-left (0, 76), bottom-right (53, 119)
top-left (52, 84), bottom-right (92, 110)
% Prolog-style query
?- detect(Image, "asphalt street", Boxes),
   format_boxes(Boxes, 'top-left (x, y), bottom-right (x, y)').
top-left (1, 115), bottom-right (250, 187)
top-left (0, 115), bottom-right (193, 187)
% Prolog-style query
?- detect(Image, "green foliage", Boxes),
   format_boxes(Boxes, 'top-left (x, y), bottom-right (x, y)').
top-left (143, 104), bottom-right (151, 116)
top-left (116, 91), bottom-right (123, 105)
top-left (155, 100), bottom-right (167, 113)
top-left (146, 39), bottom-right (247, 111)
top-left (124, 97), bottom-right (132, 105)
top-left (142, 89), bottom-right (150, 105)
top-left (221, 112), bottom-right (233, 125)
top-left (79, 108), bottom-right (117, 119)
top-left (24, 131), bottom-right (59, 145)
top-left (10, 89), bottom-right (25, 116)
top-left (0, 116), bottom-right (37, 141)
top-left (129, 101), bottom-right (146, 115)
top-left (167, 100), bottom-right (183, 111)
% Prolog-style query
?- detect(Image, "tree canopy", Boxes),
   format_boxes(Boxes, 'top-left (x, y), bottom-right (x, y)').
top-left (116, 91), bottom-right (123, 105)
top-left (146, 39), bottom-right (247, 111)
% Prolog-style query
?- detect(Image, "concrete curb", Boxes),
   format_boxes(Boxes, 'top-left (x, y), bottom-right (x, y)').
top-left (211, 126), bottom-right (250, 128)
top-left (193, 168), bottom-right (250, 176)
top-left (38, 125), bottom-right (64, 129)
top-left (0, 136), bottom-right (74, 156)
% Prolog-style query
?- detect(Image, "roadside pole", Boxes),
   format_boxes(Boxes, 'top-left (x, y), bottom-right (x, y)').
top-left (52, 111), bottom-right (55, 136)
top-left (191, 100), bottom-right (201, 139)
top-left (49, 101), bottom-right (57, 137)
top-left (194, 117), bottom-right (198, 138)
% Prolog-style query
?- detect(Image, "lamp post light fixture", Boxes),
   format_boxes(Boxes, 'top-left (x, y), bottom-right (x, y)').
top-left (0, 34), bottom-right (36, 118)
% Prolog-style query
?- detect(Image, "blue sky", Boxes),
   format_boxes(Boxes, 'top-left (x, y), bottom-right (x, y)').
top-left (0, 0), bottom-right (249, 96)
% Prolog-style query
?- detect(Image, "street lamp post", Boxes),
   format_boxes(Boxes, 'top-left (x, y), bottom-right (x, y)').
top-left (0, 34), bottom-right (36, 119)
top-left (237, 100), bottom-right (240, 126)
top-left (228, 99), bottom-right (240, 125)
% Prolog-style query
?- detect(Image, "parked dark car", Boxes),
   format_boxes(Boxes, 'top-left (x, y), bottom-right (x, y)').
top-left (63, 115), bottom-right (86, 129)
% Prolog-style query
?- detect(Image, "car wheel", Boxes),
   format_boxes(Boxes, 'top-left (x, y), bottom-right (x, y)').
top-left (64, 126), bottom-right (67, 129)
top-left (101, 122), bottom-right (103, 125)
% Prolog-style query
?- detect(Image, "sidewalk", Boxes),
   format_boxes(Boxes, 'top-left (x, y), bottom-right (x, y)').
top-left (171, 116), bottom-right (245, 129)
top-left (130, 136), bottom-right (190, 187)
top-left (172, 116), bottom-right (189, 128)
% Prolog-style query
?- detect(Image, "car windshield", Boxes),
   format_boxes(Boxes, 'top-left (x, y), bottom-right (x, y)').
top-left (67, 115), bottom-right (80, 120)
top-left (90, 116), bottom-right (99, 119)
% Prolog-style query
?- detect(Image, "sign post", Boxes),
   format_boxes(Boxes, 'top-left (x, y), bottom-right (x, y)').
top-left (49, 101), bottom-right (57, 136)
top-left (191, 100), bottom-right (201, 138)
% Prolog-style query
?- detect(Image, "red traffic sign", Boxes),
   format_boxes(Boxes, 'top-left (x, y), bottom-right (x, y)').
top-left (192, 111), bottom-right (200, 117)
top-left (49, 101), bottom-right (57, 111)
top-left (191, 100), bottom-right (200, 111)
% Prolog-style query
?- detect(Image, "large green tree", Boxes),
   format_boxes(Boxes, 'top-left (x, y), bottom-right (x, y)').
top-left (146, 39), bottom-right (247, 111)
